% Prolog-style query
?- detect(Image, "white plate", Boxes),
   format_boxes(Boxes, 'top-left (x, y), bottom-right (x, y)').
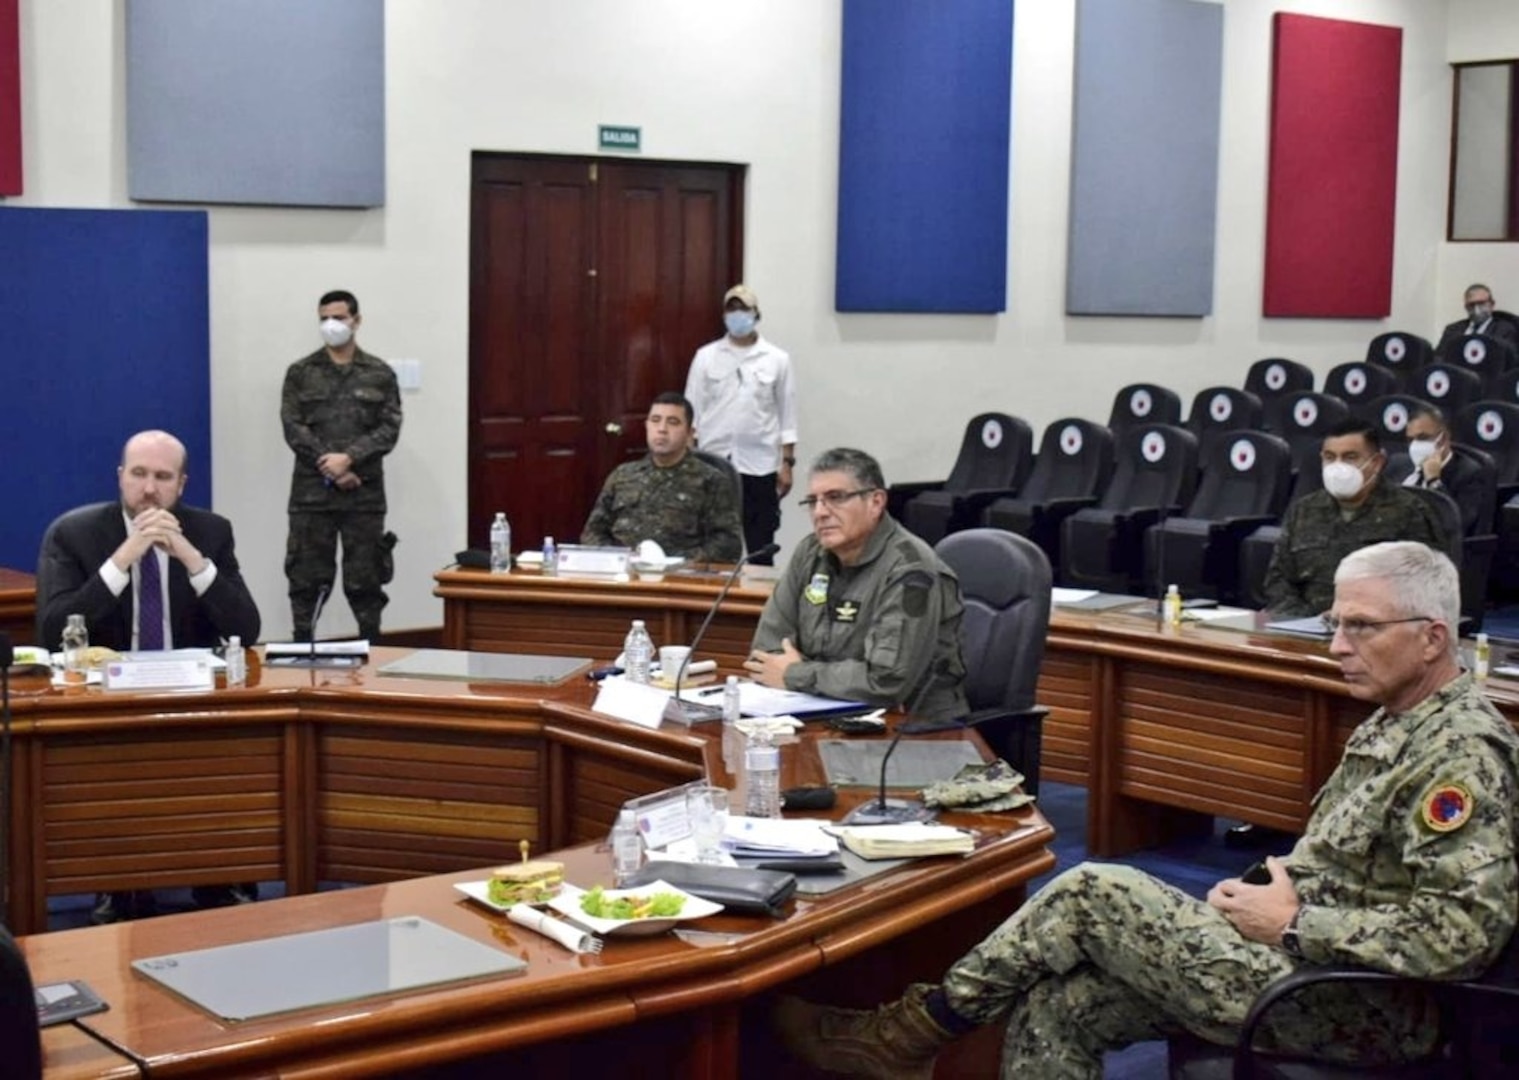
top-left (548, 881), bottom-right (722, 937)
top-left (453, 880), bottom-right (559, 913)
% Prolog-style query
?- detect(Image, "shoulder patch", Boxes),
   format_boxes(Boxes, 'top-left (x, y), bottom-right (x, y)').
top-left (1420, 782), bottom-right (1474, 833)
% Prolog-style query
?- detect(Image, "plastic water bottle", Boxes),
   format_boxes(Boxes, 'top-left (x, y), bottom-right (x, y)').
top-left (611, 808), bottom-right (643, 886)
top-left (489, 512), bottom-right (511, 573)
top-left (1165, 583), bottom-right (1183, 627)
top-left (225, 636), bottom-right (246, 687)
top-left (541, 535), bottom-right (557, 576)
top-left (623, 619), bottom-right (654, 684)
top-left (744, 726), bottom-right (782, 819)
top-left (722, 675), bottom-right (742, 724)
top-left (61, 613), bottom-right (89, 685)
top-left (1475, 632), bottom-right (1491, 681)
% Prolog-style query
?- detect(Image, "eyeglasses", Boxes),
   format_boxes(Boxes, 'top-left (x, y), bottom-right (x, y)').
top-left (798, 488), bottom-right (878, 511)
top-left (1320, 613), bottom-right (1433, 640)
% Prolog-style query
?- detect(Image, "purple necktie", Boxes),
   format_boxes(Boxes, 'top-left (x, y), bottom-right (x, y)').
top-left (138, 551), bottom-right (165, 650)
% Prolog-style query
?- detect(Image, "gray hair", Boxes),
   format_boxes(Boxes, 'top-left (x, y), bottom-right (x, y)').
top-left (1334, 542), bottom-right (1460, 653)
top-left (809, 447), bottom-right (886, 491)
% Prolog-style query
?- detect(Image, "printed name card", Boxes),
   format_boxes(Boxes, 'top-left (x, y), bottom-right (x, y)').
top-left (104, 656), bottom-right (215, 692)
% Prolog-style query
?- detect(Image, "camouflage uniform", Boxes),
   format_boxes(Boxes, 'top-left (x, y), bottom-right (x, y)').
top-left (1263, 480), bottom-right (1449, 616)
top-left (940, 673), bottom-right (1518, 1077)
top-left (752, 516), bottom-right (969, 724)
top-left (580, 453), bottom-right (742, 563)
top-left (281, 347), bottom-right (402, 640)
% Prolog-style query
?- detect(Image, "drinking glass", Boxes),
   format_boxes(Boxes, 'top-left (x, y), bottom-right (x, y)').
top-left (687, 786), bottom-right (729, 864)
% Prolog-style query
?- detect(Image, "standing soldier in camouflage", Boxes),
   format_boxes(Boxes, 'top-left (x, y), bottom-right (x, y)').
top-left (281, 290), bottom-right (402, 642)
top-left (777, 542), bottom-right (1518, 1078)
top-left (1263, 417), bottom-right (1448, 616)
top-left (580, 391), bottom-right (742, 563)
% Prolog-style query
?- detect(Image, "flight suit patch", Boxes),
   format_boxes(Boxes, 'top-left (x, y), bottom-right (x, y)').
top-left (834, 600), bottom-right (859, 623)
top-left (901, 569), bottom-right (934, 618)
top-left (1420, 781), bottom-right (1474, 833)
top-left (804, 573), bottom-right (829, 606)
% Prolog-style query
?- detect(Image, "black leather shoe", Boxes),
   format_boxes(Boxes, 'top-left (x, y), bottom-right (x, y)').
top-left (92, 890), bottom-right (158, 924)
top-left (1223, 822), bottom-right (1266, 849)
top-left (192, 884), bottom-right (258, 909)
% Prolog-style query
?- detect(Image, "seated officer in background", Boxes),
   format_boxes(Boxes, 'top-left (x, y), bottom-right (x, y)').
top-left (777, 542), bottom-right (1518, 1078)
top-left (1435, 282), bottom-right (1518, 354)
top-left (35, 429), bottom-right (263, 922)
top-left (580, 392), bottom-right (743, 563)
top-left (745, 447), bottom-right (968, 726)
top-left (1263, 417), bottom-right (1448, 617)
top-left (1396, 404), bottom-right (1486, 536)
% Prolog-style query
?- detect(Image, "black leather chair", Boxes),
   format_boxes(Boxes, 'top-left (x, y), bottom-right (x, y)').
top-left (1363, 395), bottom-right (1427, 454)
top-left (1169, 920), bottom-right (1519, 1079)
top-left (893, 413), bottom-right (1034, 545)
top-left (1245, 359), bottom-right (1315, 426)
top-left (0, 926), bottom-right (43, 1080)
top-left (1264, 393), bottom-right (1351, 459)
top-left (982, 418), bottom-right (1115, 583)
top-left (1186, 387), bottom-right (1264, 458)
top-left (1411, 363), bottom-right (1485, 417)
top-left (1062, 424), bottom-right (1199, 595)
top-left (1323, 363), bottom-right (1399, 418)
top-left (933, 529), bottom-right (1050, 796)
top-left (1454, 401), bottom-right (1519, 500)
top-left (1365, 330), bottom-right (1434, 385)
top-left (1108, 383), bottom-right (1184, 437)
top-left (1437, 332), bottom-right (1518, 394)
top-left (1145, 431), bottom-right (1291, 604)
top-left (692, 449), bottom-right (745, 555)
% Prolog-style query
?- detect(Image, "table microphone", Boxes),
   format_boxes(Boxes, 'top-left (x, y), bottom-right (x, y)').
top-left (0, 631), bottom-right (13, 927)
top-left (308, 584), bottom-right (332, 664)
top-left (662, 543), bottom-right (779, 725)
top-left (839, 661), bottom-right (948, 826)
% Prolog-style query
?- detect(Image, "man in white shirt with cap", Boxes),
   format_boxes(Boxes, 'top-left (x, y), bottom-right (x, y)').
top-left (684, 284), bottom-right (799, 564)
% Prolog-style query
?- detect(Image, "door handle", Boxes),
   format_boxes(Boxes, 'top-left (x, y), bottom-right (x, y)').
top-left (605, 421), bottom-right (623, 435)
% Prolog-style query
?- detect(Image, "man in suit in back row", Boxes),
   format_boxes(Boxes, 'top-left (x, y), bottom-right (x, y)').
top-left (1434, 282), bottom-right (1519, 357)
top-left (35, 428), bottom-right (262, 923)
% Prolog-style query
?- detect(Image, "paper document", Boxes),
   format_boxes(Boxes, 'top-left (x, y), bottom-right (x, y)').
top-left (1051, 587), bottom-right (1099, 604)
top-left (1264, 615), bottom-right (1330, 637)
top-left (829, 823), bottom-right (975, 860)
top-left (721, 816), bottom-right (839, 858)
top-left (1180, 605), bottom-right (1255, 623)
top-left (736, 682), bottom-right (866, 718)
top-left (265, 640), bottom-right (370, 656)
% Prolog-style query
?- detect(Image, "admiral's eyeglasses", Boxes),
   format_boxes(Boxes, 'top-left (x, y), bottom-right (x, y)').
top-left (798, 488), bottom-right (878, 511)
top-left (1320, 613), bottom-right (1433, 640)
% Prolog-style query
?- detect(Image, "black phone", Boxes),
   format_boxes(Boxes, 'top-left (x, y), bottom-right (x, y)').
top-left (1240, 860), bottom-right (1272, 885)
top-left (36, 979), bottom-right (108, 1027)
top-left (586, 665), bottom-right (624, 681)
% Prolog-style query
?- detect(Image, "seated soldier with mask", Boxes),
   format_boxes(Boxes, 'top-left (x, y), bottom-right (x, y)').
top-left (1263, 417), bottom-right (1448, 617)
top-left (580, 392), bottom-right (743, 563)
top-left (743, 448), bottom-right (968, 726)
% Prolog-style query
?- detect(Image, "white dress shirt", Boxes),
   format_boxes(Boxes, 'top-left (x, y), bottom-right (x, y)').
top-left (684, 334), bottom-right (798, 476)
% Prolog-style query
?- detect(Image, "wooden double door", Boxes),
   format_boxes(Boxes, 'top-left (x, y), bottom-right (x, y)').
top-left (468, 152), bottom-right (745, 551)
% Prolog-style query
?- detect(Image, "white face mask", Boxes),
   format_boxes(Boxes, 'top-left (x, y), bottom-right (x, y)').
top-left (724, 310), bottom-right (757, 338)
top-left (1407, 437), bottom-right (1439, 468)
top-left (320, 318), bottom-right (353, 348)
top-left (1322, 460), bottom-right (1367, 500)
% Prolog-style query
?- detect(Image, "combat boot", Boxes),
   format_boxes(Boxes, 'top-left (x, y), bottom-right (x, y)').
top-left (773, 983), bottom-right (956, 1079)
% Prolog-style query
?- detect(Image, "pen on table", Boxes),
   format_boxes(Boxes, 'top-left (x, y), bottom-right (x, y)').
top-left (694, 686), bottom-right (726, 697)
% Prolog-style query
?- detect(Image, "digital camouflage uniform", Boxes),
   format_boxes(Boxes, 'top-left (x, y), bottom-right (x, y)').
top-left (580, 453), bottom-right (742, 563)
top-left (281, 347), bottom-right (402, 640)
top-left (1263, 479), bottom-right (1448, 616)
top-left (939, 672), bottom-right (1518, 1078)
top-left (752, 516), bottom-right (969, 725)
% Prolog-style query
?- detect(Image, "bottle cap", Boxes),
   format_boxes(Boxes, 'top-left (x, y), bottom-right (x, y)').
top-left (229, 636), bottom-right (241, 648)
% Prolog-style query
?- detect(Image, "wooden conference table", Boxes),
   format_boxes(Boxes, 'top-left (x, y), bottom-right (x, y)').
top-left (436, 567), bottom-right (1519, 857)
top-left (0, 565), bottom-right (36, 644)
top-left (19, 647), bottom-right (1054, 1078)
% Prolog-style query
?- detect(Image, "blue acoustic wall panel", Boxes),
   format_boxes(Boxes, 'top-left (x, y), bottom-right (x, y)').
top-left (1066, 0), bottom-right (1223, 317)
top-left (127, 0), bottom-right (384, 208)
top-left (837, 0), bottom-right (1013, 313)
top-left (0, 208), bottom-right (210, 571)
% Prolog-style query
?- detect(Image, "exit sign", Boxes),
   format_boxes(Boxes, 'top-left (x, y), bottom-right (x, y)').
top-left (598, 125), bottom-right (641, 153)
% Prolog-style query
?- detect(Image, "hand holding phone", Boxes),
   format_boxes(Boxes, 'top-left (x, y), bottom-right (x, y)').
top-left (1240, 860), bottom-right (1272, 885)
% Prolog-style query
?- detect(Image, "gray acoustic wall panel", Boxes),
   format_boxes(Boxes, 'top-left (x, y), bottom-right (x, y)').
top-left (127, 0), bottom-right (384, 208)
top-left (1066, 0), bottom-right (1223, 316)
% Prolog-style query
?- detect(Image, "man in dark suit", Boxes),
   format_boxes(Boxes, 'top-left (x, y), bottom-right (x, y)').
top-left (1435, 282), bottom-right (1519, 356)
top-left (35, 429), bottom-right (262, 923)
top-left (1397, 404), bottom-right (1486, 536)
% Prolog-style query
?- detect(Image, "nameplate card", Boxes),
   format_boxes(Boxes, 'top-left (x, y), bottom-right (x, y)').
top-left (591, 675), bottom-right (670, 729)
top-left (104, 656), bottom-right (215, 692)
top-left (554, 544), bottom-right (632, 577)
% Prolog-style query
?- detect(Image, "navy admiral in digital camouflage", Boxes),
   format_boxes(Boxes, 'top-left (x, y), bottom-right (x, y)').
top-left (745, 448), bottom-right (968, 726)
top-left (580, 392), bottom-right (742, 564)
top-left (777, 541), bottom-right (1518, 1078)
top-left (281, 290), bottom-right (402, 642)
top-left (1264, 417), bottom-right (1448, 617)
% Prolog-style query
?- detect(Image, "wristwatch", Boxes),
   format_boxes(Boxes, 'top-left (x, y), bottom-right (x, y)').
top-left (781, 456), bottom-right (797, 467)
top-left (1280, 907), bottom-right (1306, 959)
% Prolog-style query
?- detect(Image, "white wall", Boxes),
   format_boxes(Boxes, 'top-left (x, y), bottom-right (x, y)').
top-left (10, 0), bottom-right (1492, 637)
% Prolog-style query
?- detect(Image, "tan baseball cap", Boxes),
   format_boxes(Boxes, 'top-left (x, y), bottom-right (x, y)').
top-left (723, 284), bottom-right (759, 310)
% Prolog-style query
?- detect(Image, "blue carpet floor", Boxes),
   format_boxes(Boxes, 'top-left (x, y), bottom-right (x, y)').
top-left (47, 782), bottom-right (1284, 1077)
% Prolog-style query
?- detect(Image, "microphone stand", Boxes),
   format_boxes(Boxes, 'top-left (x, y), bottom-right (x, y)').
top-left (662, 543), bottom-right (779, 725)
top-left (839, 663), bottom-right (946, 826)
top-left (309, 584), bottom-right (331, 665)
top-left (0, 632), bottom-right (13, 928)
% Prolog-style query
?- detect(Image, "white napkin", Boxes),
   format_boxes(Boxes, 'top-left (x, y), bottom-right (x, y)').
top-left (507, 903), bottom-right (598, 953)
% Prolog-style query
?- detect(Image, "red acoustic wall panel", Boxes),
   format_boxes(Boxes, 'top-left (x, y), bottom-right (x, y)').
top-left (0, 0), bottom-right (17, 195)
top-left (1263, 14), bottom-right (1402, 318)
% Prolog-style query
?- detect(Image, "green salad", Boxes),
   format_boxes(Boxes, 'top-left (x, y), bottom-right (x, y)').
top-left (580, 885), bottom-right (685, 920)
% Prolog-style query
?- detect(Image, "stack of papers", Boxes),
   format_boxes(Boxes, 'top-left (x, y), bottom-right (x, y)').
top-left (736, 682), bottom-right (866, 718)
top-left (829, 823), bottom-right (974, 860)
top-left (721, 816), bottom-right (838, 859)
